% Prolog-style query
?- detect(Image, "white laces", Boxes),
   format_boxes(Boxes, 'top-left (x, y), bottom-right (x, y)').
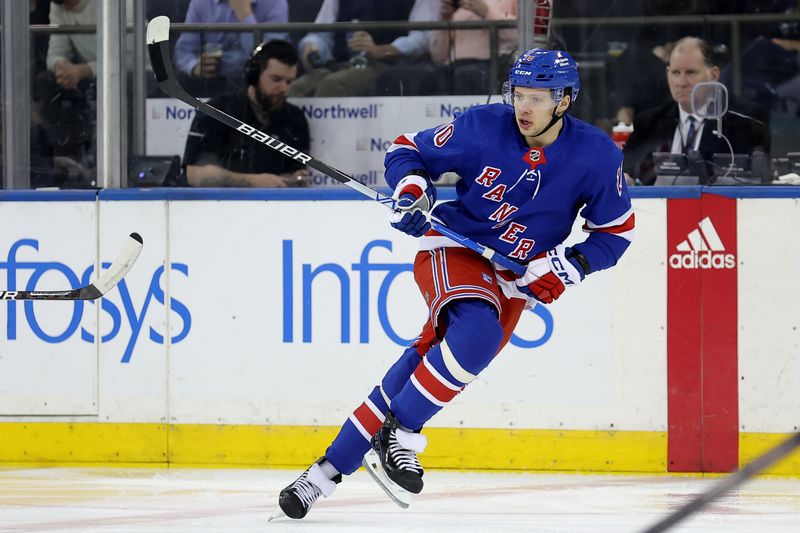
top-left (389, 430), bottom-right (423, 475)
top-left (292, 474), bottom-right (323, 508)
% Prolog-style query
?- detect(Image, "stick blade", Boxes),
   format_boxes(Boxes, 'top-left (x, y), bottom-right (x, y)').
top-left (88, 233), bottom-right (144, 298)
top-left (147, 18), bottom-right (172, 85)
top-left (146, 15), bottom-right (170, 45)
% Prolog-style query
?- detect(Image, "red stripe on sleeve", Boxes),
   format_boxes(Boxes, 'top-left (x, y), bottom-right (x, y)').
top-left (393, 135), bottom-right (418, 149)
top-left (583, 213), bottom-right (636, 234)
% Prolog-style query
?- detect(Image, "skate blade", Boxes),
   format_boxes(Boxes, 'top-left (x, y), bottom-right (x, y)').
top-left (267, 507), bottom-right (286, 522)
top-left (362, 449), bottom-right (412, 509)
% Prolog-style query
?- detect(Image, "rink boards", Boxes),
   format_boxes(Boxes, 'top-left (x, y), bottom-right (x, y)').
top-left (0, 187), bottom-right (798, 475)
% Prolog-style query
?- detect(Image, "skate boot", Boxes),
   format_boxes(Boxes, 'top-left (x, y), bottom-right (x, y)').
top-left (277, 457), bottom-right (341, 519)
top-left (369, 409), bottom-right (427, 494)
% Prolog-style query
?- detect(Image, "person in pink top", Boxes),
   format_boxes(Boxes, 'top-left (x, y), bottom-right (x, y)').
top-left (432, 0), bottom-right (517, 63)
top-left (430, 0), bottom-right (517, 94)
top-left (376, 0), bottom-right (516, 95)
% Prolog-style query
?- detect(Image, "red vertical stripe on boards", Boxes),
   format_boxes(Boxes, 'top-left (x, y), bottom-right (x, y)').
top-left (666, 194), bottom-right (738, 473)
top-left (699, 194), bottom-right (739, 472)
top-left (667, 198), bottom-right (704, 472)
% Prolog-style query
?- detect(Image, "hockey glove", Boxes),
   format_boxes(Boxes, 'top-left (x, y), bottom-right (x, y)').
top-left (515, 244), bottom-right (587, 304)
top-left (388, 173), bottom-right (436, 238)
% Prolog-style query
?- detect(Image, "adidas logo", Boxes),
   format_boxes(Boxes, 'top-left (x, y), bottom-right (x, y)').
top-left (669, 216), bottom-right (736, 270)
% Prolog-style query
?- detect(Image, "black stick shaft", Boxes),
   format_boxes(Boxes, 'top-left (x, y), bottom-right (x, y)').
top-left (146, 20), bottom-right (527, 275)
top-left (641, 432), bottom-right (800, 533)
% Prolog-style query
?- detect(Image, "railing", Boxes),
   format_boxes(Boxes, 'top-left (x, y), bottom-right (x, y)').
top-left (2, 12), bottom-right (799, 189)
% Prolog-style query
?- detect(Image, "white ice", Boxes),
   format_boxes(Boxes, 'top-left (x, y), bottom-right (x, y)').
top-left (0, 467), bottom-right (798, 532)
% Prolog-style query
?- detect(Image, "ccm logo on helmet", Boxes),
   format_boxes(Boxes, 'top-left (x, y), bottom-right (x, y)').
top-left (514, 69), bottom-right (533, 75)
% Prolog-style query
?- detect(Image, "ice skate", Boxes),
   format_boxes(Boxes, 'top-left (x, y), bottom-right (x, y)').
top-left (363, 448), bottom-right (413, 509)
top-left (367, 410), bottom-right (427, 499)
top-left (273, 457), bottom-right (340, 520)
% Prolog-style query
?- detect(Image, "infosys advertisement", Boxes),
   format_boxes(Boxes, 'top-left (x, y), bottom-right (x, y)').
top-left (0, 196), bottom-right (630, 428)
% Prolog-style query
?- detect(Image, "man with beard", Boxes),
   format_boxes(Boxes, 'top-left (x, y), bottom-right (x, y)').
top-left (183, 40), bottom-right (310, 187)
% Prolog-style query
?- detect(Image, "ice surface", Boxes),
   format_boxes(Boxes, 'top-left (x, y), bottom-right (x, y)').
top-left (0, 467), bottom-right (798, 532)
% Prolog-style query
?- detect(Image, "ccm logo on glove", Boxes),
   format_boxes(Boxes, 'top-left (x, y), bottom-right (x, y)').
top-left (515, 244), bottom-right (587, 304)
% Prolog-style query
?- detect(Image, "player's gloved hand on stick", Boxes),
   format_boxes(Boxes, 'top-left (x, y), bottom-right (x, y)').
top-left (388, 173), bottom-right (436, 238)
top-left (515, 244), bottom-right (587, 304)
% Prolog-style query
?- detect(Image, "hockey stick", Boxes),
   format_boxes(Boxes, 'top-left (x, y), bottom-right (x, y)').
top-left (145, 16), bottom-right (526, 277)
top-left (640, 432), bottom-right (800, 533)
top-left (0, 233), bottom-right (143, 301)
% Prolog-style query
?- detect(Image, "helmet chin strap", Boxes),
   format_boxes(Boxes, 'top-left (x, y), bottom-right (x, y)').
top-left (529, 107), bottom-right (564, 139)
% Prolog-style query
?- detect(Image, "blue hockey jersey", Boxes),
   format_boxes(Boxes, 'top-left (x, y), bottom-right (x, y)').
top-left (384, 103), bottom-right (634, 274)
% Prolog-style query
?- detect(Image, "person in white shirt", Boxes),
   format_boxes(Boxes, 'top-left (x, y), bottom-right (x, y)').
top-left (622, 37), bottom-right (769, 185)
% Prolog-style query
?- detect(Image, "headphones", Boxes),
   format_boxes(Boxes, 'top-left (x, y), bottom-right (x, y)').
top-left (244, 42), bottom-right (267, 86)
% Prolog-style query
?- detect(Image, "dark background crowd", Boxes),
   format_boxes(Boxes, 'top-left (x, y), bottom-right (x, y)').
top-left (7, 0), bottom-right (800, 188)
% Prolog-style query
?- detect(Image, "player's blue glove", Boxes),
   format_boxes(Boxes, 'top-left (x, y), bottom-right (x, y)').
top-left (515, 244), bottom-right (587, 304)
top-left (388, 173), bottom-right (436, 238)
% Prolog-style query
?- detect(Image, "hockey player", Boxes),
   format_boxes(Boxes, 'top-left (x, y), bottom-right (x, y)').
top-left (274, 48), bottom-right (635, 519)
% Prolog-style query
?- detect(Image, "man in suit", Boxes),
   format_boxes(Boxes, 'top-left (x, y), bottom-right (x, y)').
top-left (623, 36), bottom-right (770, 185)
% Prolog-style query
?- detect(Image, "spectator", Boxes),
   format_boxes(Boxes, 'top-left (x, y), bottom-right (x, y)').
top-left (771, 36), bottom-right (800, 114)
top-left (174, 0), bottom-right (289, 96)
top-left (30, 0), bottom-right (51, 74)
top-left (29, 0), bottom-right (56, 188)
top-left (377, 0), bottom-right (516, 96)
top-left (719, 2), bottom-right (799, 111)
top-left (33, 0), bottom-right (100, 185)
top-left (287, 0), bottom-right (325, 49)
top-left (183, 40), bottom-right (310, 187)
top-left (46, 0), bottom-right (97, 91)
top-left (147, 0), bottom-right (192, 23)
top-left (611, 27), bottom-right (672, 125)
top-left (623, 37), bottom-right (770, 185)
top-left (289, 0), bottom-right (438, 97)
top-left (416, 0), bottom-right (517, 95)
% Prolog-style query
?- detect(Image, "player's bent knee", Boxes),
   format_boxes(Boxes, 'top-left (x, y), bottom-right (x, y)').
top-left (440, 299), bottom-right (504, 377)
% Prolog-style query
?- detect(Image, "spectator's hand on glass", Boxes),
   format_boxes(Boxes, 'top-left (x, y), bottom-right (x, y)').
top-left (348, 31), bottom-right (376, 56)
top-left (54, 60), bottom-right (90, 91)
top-left (460, 0), bottom-right (489, 18)
top-left (440, 0), bottom-right (457, 20)
top-left (228, 0), bottom-right (253, 20)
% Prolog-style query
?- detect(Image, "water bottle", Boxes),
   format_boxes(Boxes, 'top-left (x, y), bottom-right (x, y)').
top-left (612, 121), bottom-right (634, 150)
top-left (347, 19), bottom-right (368, 69)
